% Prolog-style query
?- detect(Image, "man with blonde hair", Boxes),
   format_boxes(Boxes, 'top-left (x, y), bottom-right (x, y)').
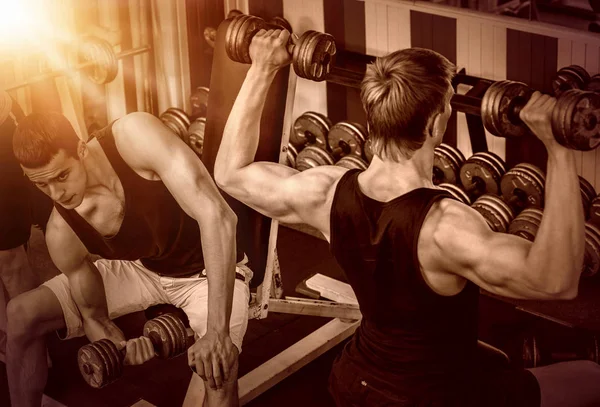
top-left (215, 28), bottom-right (600, 407)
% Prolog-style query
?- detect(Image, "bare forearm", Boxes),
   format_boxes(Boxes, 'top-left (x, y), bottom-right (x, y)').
top-left (67, 263), bottom-right (124, 342)
top-left (527, 144), bottom-right (585, 294)
top-left (215, 67), bottom-right (277, 184)
top-left (199, 211), bottom-right (237, 334)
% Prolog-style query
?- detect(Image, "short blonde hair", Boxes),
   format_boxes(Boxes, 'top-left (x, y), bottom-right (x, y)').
top-left (361, 48), bottom-right (455, 161)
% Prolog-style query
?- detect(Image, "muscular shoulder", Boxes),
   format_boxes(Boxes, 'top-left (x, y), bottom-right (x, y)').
top-left (111, 112), bottom-right (170, 173)
top-left (419, 197), bottom-right (492, 271)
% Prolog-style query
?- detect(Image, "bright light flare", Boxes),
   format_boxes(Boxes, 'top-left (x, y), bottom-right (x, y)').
top-left (0, 0), bottom-right (50, 52)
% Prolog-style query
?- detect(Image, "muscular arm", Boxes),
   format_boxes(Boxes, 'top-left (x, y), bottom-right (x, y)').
top-left (45, 210), bottom-right (125, 342)
top-left (115, 113), bottom-right (237, 335)
top-left (0, 245), bottom-right (39, 299)
top-left (214, 31), bottom-right (346, 238)
top-left (427, 147), bottom-right (583, 300)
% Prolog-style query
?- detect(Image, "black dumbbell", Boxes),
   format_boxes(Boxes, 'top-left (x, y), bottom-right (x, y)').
top-left (225, 14), bottom-right (336, 82)
top-left (327, 121), bottom-right (367, 162)
top-left (500, 162), bottom-right (546, 214)
top-left (471, 193), bottom-right (515, 233)
top-left (459, 152), bottom-right (507, 201)
top-left (481, 80), bottom-right (600, 151)
top-left (77, 313), bottom-right (194, 389)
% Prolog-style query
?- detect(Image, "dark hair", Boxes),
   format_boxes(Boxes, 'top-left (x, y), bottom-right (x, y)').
top-left (361, 48), bottom-right (455, 160)
top-left (13, 112), bottom-right (80, 168)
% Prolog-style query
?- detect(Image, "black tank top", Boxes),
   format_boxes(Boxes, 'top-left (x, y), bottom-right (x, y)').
top-left (55, 122), bottom-right (243, 277)
top-left (330, 170), bottom-right (479, 402)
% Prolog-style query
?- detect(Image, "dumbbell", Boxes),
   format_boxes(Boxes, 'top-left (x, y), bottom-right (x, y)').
top-left (508, 207), bottom-right (543, 242)
top-left (364, 137), bottom-right (375, 163)
top-left (438, 183), bottom-right (471, 205)
top-left (480, 80), bottom-right (600, 151)
top-left (327, 121), bottom-right (367, 161)
top-left (433, 143), bottom-right (466, 185)
top-left (225, 14), bottom-right (336, 82)
top-left (204, 10), bottom-right (244, 48)
top-left (336, 155), bottom-right (368, 171)
top-left (500, 163), bottom-right (546, 214)
top-left (285, 144), bottom-right (299, 168)
top-left (459, 152), bottom-right (507, 201)
top-left (295, 145), bottom-right (335, 171)
top-left (586, 74), bottom-right (600, 93)
top-left (580, 176), bottom-right (597, 219)
top-left (583, 222), bottom-right (600, 278)
top-left (160, 107), bottom-right (191, 140)
top-left (471, 194), bottom-right (515, 233)
top-left (78, 313), bottom-right (194, 388)
top-left (291, 111), bottom-right (331, 151)
top-left (190, 86), bottom-right (209, 119)
top-left (522, 333), bottom-right (599, 368)
top-left (184, 117), bottom-right (206, 157)
top-left (551, 65), bottom-right (591, 97)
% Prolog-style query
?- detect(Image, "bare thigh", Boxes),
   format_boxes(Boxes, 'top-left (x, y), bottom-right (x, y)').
top-left (529, 360), bottom-right (600, 407)
top-left (8, 285), bottom-right (66, 338)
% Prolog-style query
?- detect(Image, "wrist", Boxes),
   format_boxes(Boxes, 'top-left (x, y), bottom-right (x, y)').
top-left (248, 65), bottom-right (278, 80)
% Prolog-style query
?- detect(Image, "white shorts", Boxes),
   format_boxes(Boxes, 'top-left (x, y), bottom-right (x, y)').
top-left (43, 258), bottom-right (253, 352)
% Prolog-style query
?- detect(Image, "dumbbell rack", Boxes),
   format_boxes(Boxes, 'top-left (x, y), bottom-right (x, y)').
top-left (325, 49), bottom-right (494, 155)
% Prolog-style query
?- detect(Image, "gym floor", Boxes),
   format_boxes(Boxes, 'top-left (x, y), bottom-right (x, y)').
top-left (0, 225), bottom-right (351, 407)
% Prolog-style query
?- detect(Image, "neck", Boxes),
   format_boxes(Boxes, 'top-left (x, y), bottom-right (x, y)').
top-left (362, 144), bottom-right (436, 193)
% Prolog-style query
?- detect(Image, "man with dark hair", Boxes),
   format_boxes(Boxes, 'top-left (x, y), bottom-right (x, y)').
top-left (0, 91), bottom-right (51, 361)
top-left (8, 110), bottom-right (251, 407)
top-left (214, 29), bottom-right (600, 406)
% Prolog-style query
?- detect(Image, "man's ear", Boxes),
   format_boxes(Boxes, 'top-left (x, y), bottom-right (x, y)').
top-left (77, 140), bottom-right (88, 159)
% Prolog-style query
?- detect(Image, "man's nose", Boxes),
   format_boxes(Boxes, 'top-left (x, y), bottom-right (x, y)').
top-left (48, 184), bottom-right (65, 201)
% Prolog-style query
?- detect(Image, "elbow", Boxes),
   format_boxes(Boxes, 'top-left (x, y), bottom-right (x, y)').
top-left (213, 163), bottom-right (234, 193)
top-left (537, 272), bottom-right (580, 300)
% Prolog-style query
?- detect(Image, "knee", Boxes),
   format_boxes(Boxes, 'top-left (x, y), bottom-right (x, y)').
top-left (6, 294), bottom-right (44, 341)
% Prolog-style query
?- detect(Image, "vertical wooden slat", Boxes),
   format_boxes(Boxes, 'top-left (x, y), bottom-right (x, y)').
top-left (344, 0), bottom-right (366, 54)
top-left (492, 25), bottom-right (507, 161)
top-left (386, 5), bottom-right (411, 53)
top-left (321, 0), bottom-right (343, 124)
top-left (365, 0), bottom-right (379, 56)
top-left (456, 16), bottom-right (472, 158)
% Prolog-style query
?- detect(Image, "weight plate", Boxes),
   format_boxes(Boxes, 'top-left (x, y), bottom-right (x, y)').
top-left (557, 90), bottom-right (600, 151)
top-left (501, 167), bottom-right (545, 211)
top-left (473, 194), bottom-right (514, 233)
top-left (583, 222), bottom-right (600, 277)
top-left (460, 153), bottom-right (503, 197)
top-left (509, 209), bottom-right (543, 242)
top-left (590, 195), bottom-right (600, 226)
top-left (144, 317), bottom-right (173, 359)
top-left (438, 183), bottom-right (471, 205)
top-left (580, 176), bottom-right (596, 217)
top-left (483, 80), bottom-right (533, 138)
top-left (185, 117), bottom-right (205, 157)
top-left (586, 74), bottom-right (600, 93)
top-left (336, 155), bottom-right (368, 170)
top-left (438, 143), bottom-right (466, 170)
top-left (552, 65), bottom-right (590, 97)
top-left (190, 87), bottom-right (209, 118)
top-left (270, 16), bottom-right (293, 32)
top-left (95, 337), bottom-right (122, 383)
top-left (162, 313), bottom-right (188, 356)
top-left (291, 111), bottom-right (330, 150)
top-left (298, 31), bottom-right (336, 82)
top-left (286, 144), bottom-right (298, 168)
top-left (328, 121), bottom-right (366, 159)
top-left (78, 342), bottom-right (109, 389)
top-left (295, 145), bottom-right (335, 171)
top-left (433, 147), bottom-right (461, 185)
